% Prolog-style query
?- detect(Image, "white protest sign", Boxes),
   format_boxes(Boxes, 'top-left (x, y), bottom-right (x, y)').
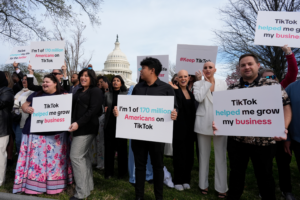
top-left (30, 41), bottom-right (65, 69)
top-left (254, 11), bottom-right (300, 48)
top-left (6, 46), bottom-right (30, 64)
top-left (137, 55), bottom-right (169, 83)
top-left (116, 95), bottom-right (174, 143)
top-left (30, 94), bottom-right (72, 133)
top-left (175, 44), bottom-right (218, 74)
top-left (213, 85), bottom-right (285, 137)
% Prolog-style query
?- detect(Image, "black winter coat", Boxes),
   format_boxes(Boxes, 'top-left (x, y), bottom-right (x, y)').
top-left (72, 87), bottom-right (103, 136)
top-left (0, 87), bottom-right (14, 137)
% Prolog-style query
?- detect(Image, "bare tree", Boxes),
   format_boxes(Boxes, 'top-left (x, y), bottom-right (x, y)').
top-left (79, 57), bottom-right (93, 70)
top-left (0, 0), bottom-right (103, 44)
top-left (53, 22), bottom-right (93, 78)
top-left (214, 0), bottom-right (300, 81)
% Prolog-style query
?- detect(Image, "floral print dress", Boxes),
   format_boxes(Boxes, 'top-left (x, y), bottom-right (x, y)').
top-left (13, 133), bottom-right (73, 194)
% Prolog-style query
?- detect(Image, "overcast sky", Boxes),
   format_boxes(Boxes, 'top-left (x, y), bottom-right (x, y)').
top-left (0, 0), bottom-right (229, 81)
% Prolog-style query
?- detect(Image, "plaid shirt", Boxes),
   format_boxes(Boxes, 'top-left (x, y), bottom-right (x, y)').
top-left (227, 74), bottom-right (291, 146)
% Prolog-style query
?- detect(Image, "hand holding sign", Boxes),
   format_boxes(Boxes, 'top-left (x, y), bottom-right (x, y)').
top-left (113, 106), bottom-right (119, 117)
top-left (13, 62), bottom-right (18, 69)
top-left (212, 121), bottom-right (217, 135)
top-left (274, 129), bottom-right (288, 141)
top-left (282, 45), bottom-right (292, 54)
top-left (28, 64), bottom-right (34, 75)
top-left (171, 109), bottom-right (177, 120)
top-left (69, 122), bottom-right (79, 132)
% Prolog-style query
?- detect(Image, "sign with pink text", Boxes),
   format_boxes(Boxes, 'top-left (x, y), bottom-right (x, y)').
top-left (6, 46), bottom-right (30, 64)
top-left (213, 85), bottom-right (285, 137)
top-left (116, 95), bottom-right (174, 143)
top-left (30, 94), bottom-right (72, 133)
top-left (137, 55), bottom-right (169, 83)
top-left (30, 41), bottom-right (65, 69)
top-left (175, 44), bottom-right (218, 75)
top-left (254, 11), bottom-right (300, 48)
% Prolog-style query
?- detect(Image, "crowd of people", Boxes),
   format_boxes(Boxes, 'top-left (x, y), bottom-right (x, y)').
top-left (0, 44), bottom-right (299, 200)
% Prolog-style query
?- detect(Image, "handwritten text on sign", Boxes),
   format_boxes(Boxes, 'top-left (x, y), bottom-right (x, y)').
top-left (254, 11), bottom-right (300, 48)
top-left (30, 94), bottom-right (72, 133)
top-left (6, 46), bottom-right (30, 64)
top-left (137, 55), bottom-right (169, 83)
top-left (175, 44), bottom-right (218, 74)
top-left (116, 95), bottom-right (174, 143)
top-left (213, 85), bottom-right (285, 137)
top-left (30, 41), bottom-right (65, 69)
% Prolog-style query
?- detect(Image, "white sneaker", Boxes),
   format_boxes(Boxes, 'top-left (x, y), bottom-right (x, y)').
top-left (174, 184), bottom-right (184, 191)
top-left (163, 177), bottom-right (174, 188)
top-left (183, 183), bottom-right (190, 189)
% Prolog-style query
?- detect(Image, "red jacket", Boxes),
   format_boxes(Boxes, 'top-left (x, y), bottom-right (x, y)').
top-left (281, 53), bottom-right (298, 89)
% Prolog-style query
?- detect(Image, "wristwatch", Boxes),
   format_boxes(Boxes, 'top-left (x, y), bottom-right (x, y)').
top-left (286, 51), bottom-right (292, 55)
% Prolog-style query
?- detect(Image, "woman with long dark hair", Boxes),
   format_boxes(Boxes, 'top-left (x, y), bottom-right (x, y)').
top-left (104, 75), bottom-right (128, 179)
top-left (13, 74), bottom-right (73, 194)
top-left (69, 68), bottom-right (103, 200)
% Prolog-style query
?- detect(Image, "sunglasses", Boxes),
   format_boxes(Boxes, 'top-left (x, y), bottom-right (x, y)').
top-left (265, 75), bottom-right (276, 80)
top-left (52, 72), bottom-right (62, 76)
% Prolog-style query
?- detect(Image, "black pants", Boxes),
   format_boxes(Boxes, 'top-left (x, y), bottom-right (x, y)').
top-left (104, 131), bottom-right (128, 178)
top-left (275, 141), bottom-right (292, 193)
top-left (132, 140), bottom-right (165, 200)
top-left (172, 136), bottom-right (194, 185)
top-left (227, 138), bottom-right (276, 200)
top-left (291, 139), bottom-right (300, 173)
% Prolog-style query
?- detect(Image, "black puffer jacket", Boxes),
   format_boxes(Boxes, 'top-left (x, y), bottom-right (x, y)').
top-left (0, 86), bottom-right (14, 137)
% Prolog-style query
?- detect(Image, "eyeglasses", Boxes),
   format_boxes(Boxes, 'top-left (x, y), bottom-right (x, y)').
top-left (52, 73), bottom-right (62, 76)
top-left (264, 75), bottom-right (276, 80)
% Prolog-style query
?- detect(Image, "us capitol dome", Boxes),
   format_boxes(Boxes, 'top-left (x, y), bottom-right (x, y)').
top-left (95, 35), bottom-right (136, 87)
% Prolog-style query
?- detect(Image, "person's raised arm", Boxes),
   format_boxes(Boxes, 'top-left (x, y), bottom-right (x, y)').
top-left (27, 64), bottom-right (42, 92)
top-left (280, 45), bottom-right (298, 89)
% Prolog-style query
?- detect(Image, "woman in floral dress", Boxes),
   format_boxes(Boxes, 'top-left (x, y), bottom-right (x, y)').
top-left (13, 74), bottom-right (73, 194)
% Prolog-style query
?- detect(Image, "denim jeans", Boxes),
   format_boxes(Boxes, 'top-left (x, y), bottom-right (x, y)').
top-left (12, 122), bottom-right (22, 154)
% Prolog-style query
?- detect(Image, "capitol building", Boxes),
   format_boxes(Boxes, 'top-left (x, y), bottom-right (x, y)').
top-left (95, 35), bottom-right (136, 87)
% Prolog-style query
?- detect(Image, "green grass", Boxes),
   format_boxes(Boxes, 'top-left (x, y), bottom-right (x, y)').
top-left (1, 142), bottom-right (299, 200)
